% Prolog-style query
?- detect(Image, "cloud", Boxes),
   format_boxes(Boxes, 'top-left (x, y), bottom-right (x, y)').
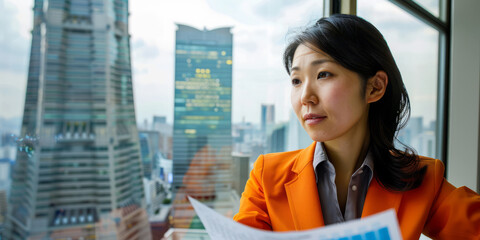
top-left (0, 71), bottom-right (27, 119)
top-left (0, 1), bottom-right (31, 72)
top-left (0, 0), bottom-right (32, 121)
top-left (132, 39), bottom-right (161, 60)
top-left (253, 0), bottom-right (305, 20)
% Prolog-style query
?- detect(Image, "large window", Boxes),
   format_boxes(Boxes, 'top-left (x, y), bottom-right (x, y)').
top-left (357, 2), bottom-right (449, 237)
top-left (1, 0), bottom-right (453, 239)
top-left (358, 0), bottom-right (448, 160)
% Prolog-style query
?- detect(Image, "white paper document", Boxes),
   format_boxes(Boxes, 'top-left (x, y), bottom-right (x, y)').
top-left (188, 196), bottom-right (403, 240)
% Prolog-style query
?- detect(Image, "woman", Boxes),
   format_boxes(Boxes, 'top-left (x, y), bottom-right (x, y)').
top-left (233, 14), bottom-right (480, 239)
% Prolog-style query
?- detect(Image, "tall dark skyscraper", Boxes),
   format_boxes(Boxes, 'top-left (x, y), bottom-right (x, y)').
top-left (6, 0), bottom-right (150, 239)
top-left (172, 24), bottom-right (236, 229)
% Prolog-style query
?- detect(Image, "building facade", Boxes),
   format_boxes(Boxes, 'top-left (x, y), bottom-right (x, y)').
top-left (172, 24), bottom-right (235, 229)
top-left (152, 116), bottom-right (173, 160)
top-left (139, 130), bottom-right (161, 179)
top-left (261, 104), bottom-right (275, 135)
top-left (267, 122), bottom-right (288, 154)
top-left (232, 155), bottom-right (250, 197)
top-left (5, 0), bottom-right (149, 239)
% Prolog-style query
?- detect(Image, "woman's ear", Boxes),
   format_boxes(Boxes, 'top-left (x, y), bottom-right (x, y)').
top-left (366, 70), bottom-right (388, 103)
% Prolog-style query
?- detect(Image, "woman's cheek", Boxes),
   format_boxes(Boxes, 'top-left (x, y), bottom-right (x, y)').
top-left (321, 86), bottom-right (343, 108)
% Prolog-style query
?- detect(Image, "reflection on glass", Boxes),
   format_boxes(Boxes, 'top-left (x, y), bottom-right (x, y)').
top-left (358, 0), bottom-right (439, 159)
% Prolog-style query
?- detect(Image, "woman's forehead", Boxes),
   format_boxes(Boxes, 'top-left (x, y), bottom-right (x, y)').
top-left (292, 44), bottom-right (334, 67)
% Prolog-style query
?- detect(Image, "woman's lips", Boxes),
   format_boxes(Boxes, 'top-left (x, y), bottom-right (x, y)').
top-left (303, 113), bottom-right (326, 125)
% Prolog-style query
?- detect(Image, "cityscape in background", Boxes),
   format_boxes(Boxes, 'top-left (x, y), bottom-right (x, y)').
top-left (0, 101), bottom-right (437, 239)
top-left (0, 110), bottom-right (438, 239)
top-left (0, 0), bottom-right (440, 239)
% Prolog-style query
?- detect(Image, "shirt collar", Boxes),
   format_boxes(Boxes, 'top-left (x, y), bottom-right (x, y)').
top-left (313, 142), bottom-right (374, 182)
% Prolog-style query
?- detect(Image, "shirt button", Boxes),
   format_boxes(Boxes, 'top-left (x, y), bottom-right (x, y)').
top-left (352, 185), bottom-right (358, 191)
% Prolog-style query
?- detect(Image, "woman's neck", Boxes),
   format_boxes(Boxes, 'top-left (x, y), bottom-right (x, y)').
top-left (323, 123), bottom-right (370, 178)
top-left (323, 120), bottom-right (370, 215)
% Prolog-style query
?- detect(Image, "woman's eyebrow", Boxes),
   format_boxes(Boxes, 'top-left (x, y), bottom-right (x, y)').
top-left (291, 59), bottom-right (334, 72)
top-left (310, 59), bottom-right (334, 67)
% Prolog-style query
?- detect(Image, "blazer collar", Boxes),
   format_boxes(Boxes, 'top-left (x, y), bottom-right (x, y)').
top-left (285, 141), bottom-right (403, 229)
top-left (291, 141), bottom-right (317, 174)
top-left (284, 142), bottom-right (325, 230)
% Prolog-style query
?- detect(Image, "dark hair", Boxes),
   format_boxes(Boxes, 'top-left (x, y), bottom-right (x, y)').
top-left (284, 14), bottom-right (426, 192)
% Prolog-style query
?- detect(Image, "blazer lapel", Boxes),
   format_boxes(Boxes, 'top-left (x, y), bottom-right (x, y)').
top-left (362, 177), bottom-right (403, 218)
top-left (284, 142), bottom-right (325, 230)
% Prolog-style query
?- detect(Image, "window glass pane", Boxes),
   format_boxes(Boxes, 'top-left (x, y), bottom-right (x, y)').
top-left (358, 0), bottom-right (439, 158)
top-left (413, 0), bottom-right (440, 18)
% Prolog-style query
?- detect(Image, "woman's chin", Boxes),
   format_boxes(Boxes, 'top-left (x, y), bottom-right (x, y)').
top-left (307, 134), bottom-right (327, 143)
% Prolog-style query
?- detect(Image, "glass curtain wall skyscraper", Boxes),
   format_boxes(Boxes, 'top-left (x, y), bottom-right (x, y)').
top-left (5, 0), bottom-right (150, 239)
top-left (172, 24), bottom-right (235, 229)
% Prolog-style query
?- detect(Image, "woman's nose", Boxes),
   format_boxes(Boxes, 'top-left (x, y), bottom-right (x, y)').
top-left (301, 80), bottom-right (319, 105)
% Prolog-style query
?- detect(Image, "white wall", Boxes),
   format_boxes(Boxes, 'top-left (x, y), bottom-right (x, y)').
top-left (447, 0), bottom-right (480, 192)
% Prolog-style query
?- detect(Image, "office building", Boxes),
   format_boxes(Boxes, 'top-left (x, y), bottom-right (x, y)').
top-left (0, 190), bottom-right (7, 230)
top-left (172, 24), bottom-right (235, 229)
top-left (261, 104), bottom-right (275, 134)
top-left (5, 1), bottom-right (149, 239)
top-left (152, 116), bottom-right (167, 128)
top-left (267, 122), bottom-right (288, 153)
top-left (287, 110), bottom-right (313, 151)
top-left (139, 130), bottom-right (161, 179)
top-left (232, 155), bottom-right (250, 197)
top-left (232, 122), bottom-right (263, 155)
top-left (152, 116), bottom-right (173, 160)
top-left (0, 158), bottom-right (11, 190)
top-left (156, 153), bottom-right (173, 184)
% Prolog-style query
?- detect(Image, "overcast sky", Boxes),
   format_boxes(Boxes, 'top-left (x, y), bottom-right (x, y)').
top-left (0, 0), bottom-right (438, 128)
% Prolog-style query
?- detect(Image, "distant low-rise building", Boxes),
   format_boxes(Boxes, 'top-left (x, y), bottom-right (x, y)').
top-left (232, 155), bottom-right (250, 197)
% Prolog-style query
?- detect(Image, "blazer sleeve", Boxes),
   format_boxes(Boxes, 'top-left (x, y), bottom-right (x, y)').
top-left (423, 159), bottom-right (480, 239)
top-left (233, 154), bottom-right (272, 230)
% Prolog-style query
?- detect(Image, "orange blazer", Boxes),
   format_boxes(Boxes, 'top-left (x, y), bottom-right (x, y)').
top-left (233, 142), bottom-right (480, 240)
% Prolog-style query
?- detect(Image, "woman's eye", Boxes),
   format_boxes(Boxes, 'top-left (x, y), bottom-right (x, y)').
top-left (291, 79), bottom-right (301, 86)
top-left (317, 71), bottom-right (332, 79)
